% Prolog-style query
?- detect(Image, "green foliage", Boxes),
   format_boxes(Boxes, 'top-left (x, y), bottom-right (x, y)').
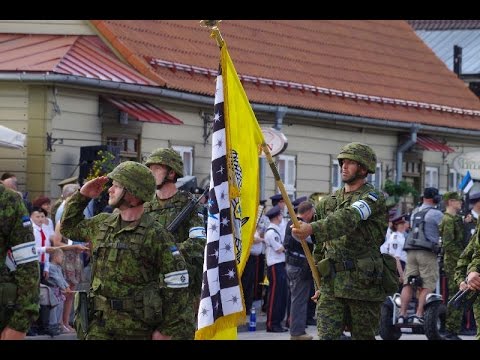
top-left (86, 150), bottom-right (116, 181)
top-left (383, 179), bottom-right (418, 202)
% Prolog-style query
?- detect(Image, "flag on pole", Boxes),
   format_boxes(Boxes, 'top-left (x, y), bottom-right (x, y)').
top-left (459, 171), bottom-right (474, 194)
top-left (194, 43), bottom-right (265, 340)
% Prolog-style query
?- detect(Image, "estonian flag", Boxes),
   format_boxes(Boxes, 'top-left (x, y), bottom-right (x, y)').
top-left (459, 171), bottom-right (474, 194)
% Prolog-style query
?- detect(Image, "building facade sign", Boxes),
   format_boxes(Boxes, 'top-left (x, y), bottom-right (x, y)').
top-left (452, 151), bottom-right (480, 179)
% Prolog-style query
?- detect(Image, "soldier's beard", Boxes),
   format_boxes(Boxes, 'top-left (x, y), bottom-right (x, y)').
top-left (342, 169), bottom-right (364, 184)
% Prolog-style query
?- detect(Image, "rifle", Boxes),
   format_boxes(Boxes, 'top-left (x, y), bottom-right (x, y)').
top-left (166, 188), bottom-right (209, 233)
top-left (448, 288), bottom-right (479, 310)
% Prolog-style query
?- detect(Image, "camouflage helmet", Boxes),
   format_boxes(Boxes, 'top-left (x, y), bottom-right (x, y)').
top-left (107, 161), bottom-right (155, 203)
top-left (144, 148), bottom-right (184, 177)
top-left (337, 142), bottom-right (377, 174)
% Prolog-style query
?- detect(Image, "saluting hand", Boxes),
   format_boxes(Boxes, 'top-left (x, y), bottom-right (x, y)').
top-left (80, 176), bottom-right (110, 199)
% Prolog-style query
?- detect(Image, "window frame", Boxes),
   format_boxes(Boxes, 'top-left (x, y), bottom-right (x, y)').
top-left (331, 159), bottom-right (341, 192)
top-left (425, 166), bottom-right (439, 189)
top-left (367, 163), bottom-right (382, 189)
top-left (172, 145), bottom-right (193, 176)
top-left (277, 154), bottom-right (296, 197)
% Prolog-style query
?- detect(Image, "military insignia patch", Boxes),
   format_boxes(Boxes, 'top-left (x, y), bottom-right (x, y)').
top-left (368, 192), bottom-right (378, 202)
top-left (21, 215), bottom-right (31, 228)
top-left (170, 245), bottom-right (180, 256)
top-left (164, 270), bottom-right (189, 288)
top-left (351, 200), bottom-right (372, 220)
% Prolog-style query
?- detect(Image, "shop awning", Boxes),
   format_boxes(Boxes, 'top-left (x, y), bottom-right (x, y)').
top-left (0, 125), bottom-right (25, 149)
top-left (415, 135), bottom-right (455, 153)
top-left (103, 97), bottom-right (183, 125)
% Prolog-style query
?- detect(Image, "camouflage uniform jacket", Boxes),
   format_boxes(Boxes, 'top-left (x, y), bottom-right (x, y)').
top-left (466, 220), bottom-right (480, 275)
top-left (61, 191), bottom-right (193, 339)
top-left (439, 213), bottom-right (465, 276)
top-left (454, 229), bottom-right (477, 286)
top-left (311, 183), bottom-right (387, 301)
top-left (0, 184), bottom-right (40, 332)
top-left (144, 190), bottom-right (206, 298)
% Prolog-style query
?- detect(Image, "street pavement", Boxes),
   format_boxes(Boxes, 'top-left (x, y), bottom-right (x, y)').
top-left (237, 311), bottom-right (476, 340)
top-left (25, 304), bottom-right (476, 341)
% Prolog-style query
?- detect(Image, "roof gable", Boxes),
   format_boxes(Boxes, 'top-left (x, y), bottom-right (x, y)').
top-left (0, 34), bottom-right (156, 85)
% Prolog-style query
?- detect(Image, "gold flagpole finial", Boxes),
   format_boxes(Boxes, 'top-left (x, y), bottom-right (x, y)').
top-left (200, 20), bottom-right (224, 48)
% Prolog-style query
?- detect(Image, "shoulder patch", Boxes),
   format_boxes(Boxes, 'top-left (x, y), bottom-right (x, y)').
top-left (170, 245), bottom-right (181, 256)
top-left (351, 200), bottom-right (372, 220)
top-left (367, 192), bottom-right (378, 202)
top-left (21, 215), bottom-right (31, 228)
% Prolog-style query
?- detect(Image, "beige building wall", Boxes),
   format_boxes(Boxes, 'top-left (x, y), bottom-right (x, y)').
top-left (141, 104), bottom-right (212, 187)
top-left (27, 85), bottom-right (51, 201)
top-left (50, 88), bottom-right (102, 200)
top-left (0, 20), bottom-right (94, 35)
top-left (262, 122), bottom-right (398, 201)
top-left (0, 83), bottom-right (29, 192)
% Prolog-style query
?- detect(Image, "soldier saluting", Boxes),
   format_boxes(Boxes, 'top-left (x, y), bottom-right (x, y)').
top-left (61, 161), bottom-right (192, 340)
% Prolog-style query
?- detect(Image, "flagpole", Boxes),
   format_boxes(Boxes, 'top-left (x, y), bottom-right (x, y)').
top-left (261, 143), bottom-right (322, 290)
top-left (200, 20), bottom-right (224, 48)
top-left (200, 19), bottom-right (321, 290)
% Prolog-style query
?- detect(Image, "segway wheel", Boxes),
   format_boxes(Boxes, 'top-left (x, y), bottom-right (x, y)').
top-left (424, 302), bottom-right (445, 340)
top-left (379, 302), bottom-right (401, 340)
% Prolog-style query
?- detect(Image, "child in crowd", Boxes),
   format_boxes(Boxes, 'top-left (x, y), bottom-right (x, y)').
top-left (44, 248), bottom-right (73, 334)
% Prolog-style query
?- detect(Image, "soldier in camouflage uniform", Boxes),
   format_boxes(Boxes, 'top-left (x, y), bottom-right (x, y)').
top-left (143, 148), bottom-right (206, 339)
top-left (454, 224), bottom-right (480, 339)
top-left (439, 191), bottom-right (465, 340)
top-left (0, 184), bottom-right (40, 340)
top-left (292, 142), bottom-right (388, 340)
top-left (61, 161), bottom-right (192, 340)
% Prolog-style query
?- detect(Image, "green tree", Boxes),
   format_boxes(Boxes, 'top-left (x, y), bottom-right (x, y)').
top-left (383, 179), bottom-right (418, 208)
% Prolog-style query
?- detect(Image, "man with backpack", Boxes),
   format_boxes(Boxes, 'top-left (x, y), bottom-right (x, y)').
top-left (397, 187), bottom-right (443, 325)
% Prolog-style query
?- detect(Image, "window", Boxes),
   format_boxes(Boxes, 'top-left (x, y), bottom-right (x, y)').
top-left (448, 169), bottom-right (462, 191)
top-left (332, 160), bottom-right (341, 192)
top-left (172, 145), bottom-right (193, 176)
top-left (367, 163), bottom-right (382, 189)
top-left (425, 166), bottom-right (439, 188)
top-left (277, 154), bottom-right (296, 196)
top-left (106, 136), bottom-right (140, 161)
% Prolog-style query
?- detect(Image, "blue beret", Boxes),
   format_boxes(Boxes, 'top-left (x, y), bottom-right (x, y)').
top-left (292, 196), bottom-right (308, 207)
top-left (270, 193), bottom-right (283, 202)
top-left (469, 192), bottom-right (480, 203)
top-left (266, 205), bottom-right (281, 219)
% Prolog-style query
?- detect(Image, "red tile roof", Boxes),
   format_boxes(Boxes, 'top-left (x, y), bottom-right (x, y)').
top-left (90, 20), bottom-right (480, 131)
top-left (0, 34), bottom-right (156, 85)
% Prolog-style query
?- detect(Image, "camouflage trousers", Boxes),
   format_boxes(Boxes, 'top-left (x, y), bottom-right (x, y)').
top-left (316, 287), bottom-right (382, 340)
top-left (445, 271), bottom-right (463, 334)
top-left (473, 301), bottom-right (480, 340)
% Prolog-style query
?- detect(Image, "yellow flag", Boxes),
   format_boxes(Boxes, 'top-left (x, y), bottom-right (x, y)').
top-left (195, 42), bottom-right (264, 340)
top-left (222, 44), bottom-right (265, 276)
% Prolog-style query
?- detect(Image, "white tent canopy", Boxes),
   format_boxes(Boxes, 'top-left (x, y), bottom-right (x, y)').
top-left (0, 125), bottom-right (25, 149)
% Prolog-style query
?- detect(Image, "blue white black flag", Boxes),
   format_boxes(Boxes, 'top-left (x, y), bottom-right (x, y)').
top-left (459, 170), bottom-right (474, 194)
